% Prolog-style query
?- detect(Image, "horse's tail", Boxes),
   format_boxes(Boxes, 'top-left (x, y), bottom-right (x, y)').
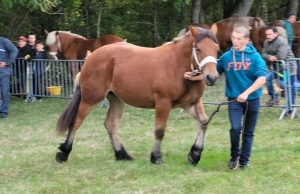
top-left (56, 77), bottom-right (81, 134)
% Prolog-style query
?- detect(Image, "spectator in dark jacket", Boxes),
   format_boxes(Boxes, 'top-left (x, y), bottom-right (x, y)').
top-left (15, 36), bottom-right (31, 97)
top-left (0, 36), bottom-right (18, 118)
top-left (25, 40), bottom-right (48, 101)
top-left (283, 12), bottom-right (296, 49)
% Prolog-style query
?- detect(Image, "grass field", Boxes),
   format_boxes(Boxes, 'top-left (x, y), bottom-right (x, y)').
top-left (0, 97), bottom-right (299, 194)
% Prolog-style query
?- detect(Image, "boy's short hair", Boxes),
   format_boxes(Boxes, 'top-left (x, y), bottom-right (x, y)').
top-left (28, 32), bottom-right (36, 36)
top-left (233, 26), bottom-right (250, 38)
top-left (35, 40), bottom-right (44, 46)
top-left (265, 26), bottom-right (277, 33)
top-left (285, 12), bottom-right (295, 19)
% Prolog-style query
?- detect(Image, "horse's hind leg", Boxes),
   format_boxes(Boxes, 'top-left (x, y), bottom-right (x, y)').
top-left (56, 100), bottom-right (97, 163)
top-left (183, 99), bottom-right (209, 165)
top-left (56, 86), bottom-right (107, 163)
top-left (104, 93), bottom-right (133, 161)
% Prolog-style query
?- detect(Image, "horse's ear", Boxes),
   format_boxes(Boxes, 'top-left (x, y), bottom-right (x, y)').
top-left (210, 23), bottom-right (218, 36)
top-left (188, 25), bottom-right (199, 37)
top-left (44, 29), bottom-right (49, 35)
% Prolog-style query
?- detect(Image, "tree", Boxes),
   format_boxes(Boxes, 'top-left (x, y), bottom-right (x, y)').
top-left (286, 0), bottom-right (299, 16)
top-left (191, 0), bottom-right (201, 23)
top-left (223, 0), bottom-right (233, 18)
top-left (1, 0), bottom-right (59, 12)
top-left (231, 0), bottom-right (255, 16)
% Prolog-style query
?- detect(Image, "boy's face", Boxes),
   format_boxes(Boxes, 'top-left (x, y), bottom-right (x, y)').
top-left (28, 35), bottom-right (36, 44)
top-left (288, 15), bottom-right (296, 23)
top-left (18, 40), bottom-right (27, 48)
top-left (35, 43), bottom-right (44, 51)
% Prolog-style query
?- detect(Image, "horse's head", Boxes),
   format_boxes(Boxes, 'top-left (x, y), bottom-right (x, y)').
top-left (189, 25), bottom-right (220, 86)
top-left (45, 31), bottom-right (62, 60)
top-left (45, 30), bottom-right (86, 60)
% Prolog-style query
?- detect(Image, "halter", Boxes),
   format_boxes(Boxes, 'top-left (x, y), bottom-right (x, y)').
top-left (48, 33), bottom-right (61, 60)
top-left (190, 42), bottom-right (217, 75)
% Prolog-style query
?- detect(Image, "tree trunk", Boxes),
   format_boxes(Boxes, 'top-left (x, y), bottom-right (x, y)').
top-left (97, 0), bottom-right (104, 37)
top-left (286, 0), bottom-right (299, 16)
top-left (261, 0), bottom-right (268, 21)
top-left (199, 7), bottom-right (206, 23)
top-left (85, 8), bottom-right (89, 38)
top-left (223, 0), bottom-right (233, 19)
top-left (191, 0), bottom-right (201, 23)
top-left (181, 1), bottom-right (187, 28)
top-left (231, 0), bottom-right (255, 16)
top-left (153, 1), bottom-right (159, 46)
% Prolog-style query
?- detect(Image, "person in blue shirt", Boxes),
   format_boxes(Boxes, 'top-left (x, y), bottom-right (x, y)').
top-left (283, 12), bottom-right (296, 49)
top-left (184, 26), bottom-right (267, 169)
top-left (0, 36), bottom-right (18, 118)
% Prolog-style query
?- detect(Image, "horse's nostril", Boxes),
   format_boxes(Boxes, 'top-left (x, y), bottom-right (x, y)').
top-left (206, 75), bottom-right (219, 84)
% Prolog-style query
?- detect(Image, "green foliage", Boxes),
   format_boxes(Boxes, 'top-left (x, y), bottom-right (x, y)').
top-left (0, 0), bottom-right (296, 46)
top-left (1, 0), bottom-right (59, 11)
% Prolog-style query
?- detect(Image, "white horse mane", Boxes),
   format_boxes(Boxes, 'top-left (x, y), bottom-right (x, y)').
top-left (45, 31), bottom-right (87, 46)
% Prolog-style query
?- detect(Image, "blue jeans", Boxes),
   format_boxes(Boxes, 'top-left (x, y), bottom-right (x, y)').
top-left (228, 98), bottom-right (260, 165)
top-left (266, 71), bottom-right (295, 105)
top-left (0, 75), bottom-right (11, 116)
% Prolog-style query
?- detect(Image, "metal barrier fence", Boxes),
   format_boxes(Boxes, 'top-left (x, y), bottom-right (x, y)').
top-left (6, 58), bottom-right (300, 119)
top-left (10, 58), bottom-right (84, 100)
top-left (200, 60), bottom-right (299, 120)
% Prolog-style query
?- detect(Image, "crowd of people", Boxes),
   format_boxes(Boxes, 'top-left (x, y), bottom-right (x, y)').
top-left (0, 33), bottom-right (48, 118)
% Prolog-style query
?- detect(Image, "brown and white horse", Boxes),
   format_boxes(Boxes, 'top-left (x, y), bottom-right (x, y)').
top-left (55, 26), bottom-right (220, 165)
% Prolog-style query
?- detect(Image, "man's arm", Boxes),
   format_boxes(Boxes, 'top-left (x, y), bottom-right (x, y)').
top-left (275, 41), bottom-right (288, 60)
top-left (261, 41), bottom-right (271, 60)
top-left (3, 38), bottom-right (18, 65)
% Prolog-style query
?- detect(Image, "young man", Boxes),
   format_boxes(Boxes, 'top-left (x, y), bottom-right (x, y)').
top-left (284, 13), bottom-right (296, 48)
top-left (0, 36), bottom-right (18, 118)
top-left (261, 26), bottom-right (297, 115)
top-left (184, 26), bottom-right (267, 169)
top-left (25, 40), bottom-right (48, 101)
top-left (27, 33), bottom-right (37, 56)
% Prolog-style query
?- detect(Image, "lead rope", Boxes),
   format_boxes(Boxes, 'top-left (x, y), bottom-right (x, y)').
top-left (187, 80), bottom-right (248, 140)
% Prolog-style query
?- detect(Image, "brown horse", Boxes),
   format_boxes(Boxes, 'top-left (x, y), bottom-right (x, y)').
top-left (270, 20), bottom-right (300, 57)
top-left (210, 16), bottom-right (266, 51)
top-left (45, 30), bottom-right (124, 59)
top-left (45, 31), bottom-right (124, 93)
top-left (178, 16), bottom-right (266, 52)
top-left (55, 25), bottom-right (220, 165)
top-left (249, 27), bottom-right (267, 52)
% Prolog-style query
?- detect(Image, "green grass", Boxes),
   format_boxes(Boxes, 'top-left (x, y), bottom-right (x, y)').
top-left (0, 97), bottom-right (299, 194)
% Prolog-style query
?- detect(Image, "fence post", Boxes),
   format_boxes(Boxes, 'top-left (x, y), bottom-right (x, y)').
top-left (24, 61), bottom-right (35, 102)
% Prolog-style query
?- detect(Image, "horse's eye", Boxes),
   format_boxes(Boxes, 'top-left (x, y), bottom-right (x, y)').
top-left (196, 48), bottom-right (201, 52)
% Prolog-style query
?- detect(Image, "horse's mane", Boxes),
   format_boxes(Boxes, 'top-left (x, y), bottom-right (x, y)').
top-left (217, 16), bottom-right (266, 28)
top-left (164, 31), bottom-right (191, 45)
top-left (166, 27), bottom-right (218, 45)
top-left (45, 31), bottom-right (87, 46)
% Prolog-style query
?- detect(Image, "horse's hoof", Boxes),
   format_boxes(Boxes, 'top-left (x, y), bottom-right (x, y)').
top-left (188, 153), bottom-right (199, 166)
top-left (55, 152), bottom-right (68, 163)
top-left (116, 154), bottom-right (134, 161)
top-left (150, 153), bottom-right (164, 164)
top-left (152, 158), bottom-right (164, 165)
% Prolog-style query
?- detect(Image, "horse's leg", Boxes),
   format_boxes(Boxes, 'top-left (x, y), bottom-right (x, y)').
top-left (56, 100), bottom-right (96, 163)
top-left (151, 99), bottom-right (172, 164)
top-left (104, 93), bottom-right (133, 161)
top-left (56, 86), bottom-right (107, 163)
top-left (183, 98), bottom-right (209, 165)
